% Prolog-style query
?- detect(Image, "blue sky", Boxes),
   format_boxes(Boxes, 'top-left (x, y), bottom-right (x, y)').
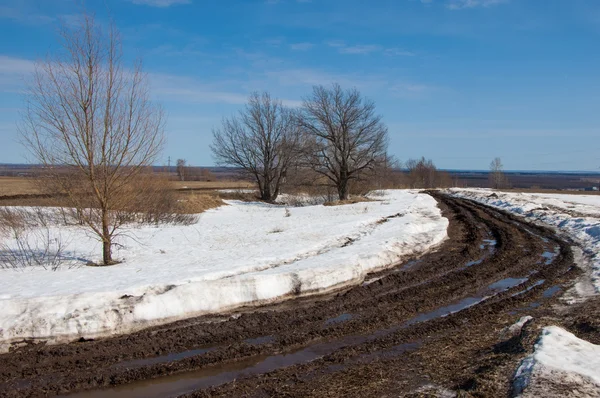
top-left (0, 0), bottom-right (599, 171)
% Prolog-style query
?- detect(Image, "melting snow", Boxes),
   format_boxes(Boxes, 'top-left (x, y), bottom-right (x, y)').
top-left (0, 190), bottom-right (448, 351)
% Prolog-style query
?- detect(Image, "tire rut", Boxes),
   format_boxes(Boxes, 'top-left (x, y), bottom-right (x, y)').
top-left (0, 193), bottom-right (583, 398)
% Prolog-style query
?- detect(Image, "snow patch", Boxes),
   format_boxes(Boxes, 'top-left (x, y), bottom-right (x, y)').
top-left (0, 190), bottom-right (448, 352)
top-left (514, 326), bottom-right (600, 397)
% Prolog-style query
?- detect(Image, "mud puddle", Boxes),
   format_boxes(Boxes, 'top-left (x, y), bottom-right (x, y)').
top-left (324, 313), bottom-right (355, 325)
top-left (244, 335), bottom-right (275, 345)
top-left (66, 330), bottom-right (404, 398)
top-left (542, 285), bottom-right (561, 298)
top-left (115, 347), bottom-right (217, 370)
top-left (541, 246), bottom-right (560, 265)
top-left (74, 272), bottom-right (539, 398)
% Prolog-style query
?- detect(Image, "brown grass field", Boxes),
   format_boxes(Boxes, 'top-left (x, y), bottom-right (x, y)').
top-left (0, 177), bottom-right (42, 196)
top-left (0, 176), bottom-right (596, 208)
top-left (172, 180), bottom-right (254, 191)
top-left (0, 177), bottom-right (253, 197)
top-left (0, 177), bottom-right (254, 209)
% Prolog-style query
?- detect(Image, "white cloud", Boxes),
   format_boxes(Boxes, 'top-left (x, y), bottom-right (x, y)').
top-left (149, 73), bottom-right (248, 105)
top-left (290, 42), bottom-right (314, 51)
top-left (0, 5), bottom-right (54, 24)
top-left (149, 72), bottom-right (302, 107)
top-left (325, 40), bottom-right (346, 48)
top-left (391, 83), bottom-right (434, 95)
top-left (0, 55), bottom-right (35, 93)
top-left (447, 0), bottom-right (509, 10)
top-left (326, 41), bottom-right (414, 57)
top-left (128, 0), bottom-right (191, 7)
top-left (338, 44), bottom-right (381, 55)
top-left (384, 48), bottom-right (416, 57)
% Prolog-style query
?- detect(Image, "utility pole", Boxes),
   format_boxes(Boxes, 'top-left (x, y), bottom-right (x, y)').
top-left (167, 156), bottom-right (171, 172)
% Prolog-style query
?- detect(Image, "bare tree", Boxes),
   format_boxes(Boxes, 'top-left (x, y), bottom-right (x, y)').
top-left (404, 157), bottom-right (454, 189)
top-left (298, 83), bottom-right (389, 200)
top-left (176, 158), bottom-right (187, 181)
top-left (211, 92), bottom-right (301, 202)
top-left (489, 157), bottom-right (507, 189)
top-left (406, 157), bottom-right (437, 189)
top-left (20, 14), bottom-right (165, 266)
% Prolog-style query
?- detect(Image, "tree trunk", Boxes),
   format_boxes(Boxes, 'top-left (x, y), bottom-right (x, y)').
top-left (338, 177), bottom-right (349, 201)
top-left (101, 208), bottom-right (112, 265)
top-left (262, 184), bottom-right (272, 202)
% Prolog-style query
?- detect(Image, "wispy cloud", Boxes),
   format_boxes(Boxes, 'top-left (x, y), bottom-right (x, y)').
top-left (0, 55), bottom-right (35, 93)
top-left (290, 42), bottom-right (314, 51)
top-left (0, 5), bottom-right (54, 24)
top-left (339, 44), bottom-right (381, 55)
top-left (261, 67), bottom-right (435, 99)
top-left (447, 0), bottom-right (510, 10)
top-left (384, 48), bottom-right (416, 57)
top-left (149, 72), bottom-right (302, 107)
top-left (149, 73), bottom-right (248, 105)
top-left (390, 82), bottom-right (437, 98)
top-left (128, 0), bottom-right (191, 7)
top-left (326, 41), bottom-right (414, 57)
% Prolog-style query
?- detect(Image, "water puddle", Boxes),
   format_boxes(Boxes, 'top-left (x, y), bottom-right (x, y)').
top-left (480, 239), bottom-right (497, 250)
top-left (401, 259), bottom-right (423, 271)
top-left (466, 236), bottom-right (497, 268)
top-left (68, 329), bottom-right (401, 398)
top-left (488, 278), bottom-right (528, 292)
top-left (541, 246), bottom-right (560, 265)
top-left (244, 335), bottom-right (275, 345)
top-left (404, 277), bottom-right (528, 327)
top-left (404, 297), bottom-right (484, 326)
top-left (114, 347), bottom-right (217, 370)
top-left (511, 280), bottom-right (546, 298)
top-left (70, 273), bottom-right (534, 398)
top-left (542, 285), bottom-right (561, 298)
top-left (324, 313), bottom-right (354, 326)
top-left (465, 259), bottom-right (484, 268)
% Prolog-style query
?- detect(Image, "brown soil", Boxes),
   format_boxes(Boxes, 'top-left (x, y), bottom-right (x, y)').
top-left (0, 193), bottom-right (595, 398)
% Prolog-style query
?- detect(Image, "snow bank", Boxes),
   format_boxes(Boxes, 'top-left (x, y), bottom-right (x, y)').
top-left (449, 189), bottom-right (600, 295)
top-left (514, 326), bottom-right (600, 397)
top-left (0, 190), bottom-right (448, 352)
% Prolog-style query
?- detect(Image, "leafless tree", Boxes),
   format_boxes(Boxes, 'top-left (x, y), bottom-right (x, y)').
top-left (404, 157), bottom-right (453, 188)
top-left (211, 92), bottom-right (301, 202)
top-left (298, 83), bottom-right (389, 200)
top-left (406, 157), bottom-right (437, 189)
top-left (176, 158), bottom-right (187, 181)
top-left (489, 157), bottom-right (508, 189)
top-left (19, 13), bottom-right (165, 266)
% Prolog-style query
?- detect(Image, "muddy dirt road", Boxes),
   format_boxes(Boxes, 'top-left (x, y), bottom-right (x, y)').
top-left (0, 193), bottom-right (596, 397)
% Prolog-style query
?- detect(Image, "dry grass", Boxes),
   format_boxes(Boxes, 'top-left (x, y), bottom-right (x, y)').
top-left (323, 197), bottom-right (377, 206)
top-left (0, 177), bottom-right (233, 212)
top-left (172, 180), bottom-right (254, 191)
top-left (175, 192), bottom-right (225, 213)
top-left (0, 177), bottom-right (253, 196)
top-left (0, 177), bottom-right (43, 196)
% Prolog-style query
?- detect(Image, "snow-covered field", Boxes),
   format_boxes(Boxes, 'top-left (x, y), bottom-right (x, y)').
top-left (0, 190), bottom-right (448, 352)
top-left (449, 188), bottom-right (600, 294)
top-left (514, 326), bottom-right (600, 397)
top-left (448, 188), bottom-right (600, 396)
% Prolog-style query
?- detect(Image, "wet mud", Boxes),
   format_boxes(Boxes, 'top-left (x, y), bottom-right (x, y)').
top-left (0, 192), bottom-right (594, 398)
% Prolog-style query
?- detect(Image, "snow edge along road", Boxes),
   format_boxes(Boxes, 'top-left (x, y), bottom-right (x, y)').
top-left (0, 191), bottom-right (448, 353)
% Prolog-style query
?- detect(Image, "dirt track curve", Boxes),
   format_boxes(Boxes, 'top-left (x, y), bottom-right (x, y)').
top-left (1, 192), bottom-right (598, 398)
